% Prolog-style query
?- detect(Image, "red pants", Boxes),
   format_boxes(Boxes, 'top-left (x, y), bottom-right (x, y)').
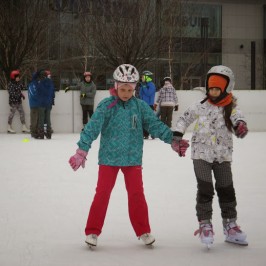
top-left (85, 165), bottom-right (151, 237)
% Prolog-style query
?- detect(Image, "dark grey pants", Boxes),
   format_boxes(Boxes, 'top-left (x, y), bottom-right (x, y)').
top-left (38, 107), bottom-right (51, 129)
top-left (193, 159), bottom-right (237, 221)
top-left (160, 106), bottom-right (174, 128)
top-left (30, 108), bottom-right (39, 135)
top-left (81, 104), bottom-right (94, 125)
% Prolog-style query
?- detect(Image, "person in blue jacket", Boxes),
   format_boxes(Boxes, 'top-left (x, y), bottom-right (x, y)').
top-left (139, 70), bottom-right (156, 139)
top-left (28, 70), bottom-right (54, 139)
top-left (28, 71), bottom-right (41, 138)
top-left (68, 64), bottom-right (189, 248)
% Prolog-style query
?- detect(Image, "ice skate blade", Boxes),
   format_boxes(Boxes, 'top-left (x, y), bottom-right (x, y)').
top-left (85, 241), bottom-right (97, 249)
top-left (201, 242), bottom-right (213, 249)
top-left (146, 239), bottom-right (155, 246)
top-left (146, 243), bottom-right (155, 249)
top-left (143, 239), bottom-right (155, 248)
top-left (206, 243), bottom-right (212, 249)
top-left (200, 239), bottom-right (213, 247)
top-left (225, 239), bottom-right (248, 246)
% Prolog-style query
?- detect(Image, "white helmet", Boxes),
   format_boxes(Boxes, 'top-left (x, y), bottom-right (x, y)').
top-left (206, 65), bottom-right (235, 93)
top-left (163, 76), bottom-right (172, 83)
top-left (113, 64), bottom-right (139, 83)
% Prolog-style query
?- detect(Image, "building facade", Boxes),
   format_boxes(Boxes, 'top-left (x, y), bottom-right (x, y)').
top-left (156, 0), bottom-right (265, 90)
top-left (2, 0), bottom-right (264, 90)
top-left (49, 0), bottom-right (265, 90)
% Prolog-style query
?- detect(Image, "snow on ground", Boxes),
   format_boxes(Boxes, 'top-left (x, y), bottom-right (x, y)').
top-left (0, 132), bottom-right (266, 266)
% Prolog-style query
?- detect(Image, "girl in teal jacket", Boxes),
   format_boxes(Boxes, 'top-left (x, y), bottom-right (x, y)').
top-left (69, 64), bottom-right (188, 248)
top-left (78, 93), bottom-right (173, 166)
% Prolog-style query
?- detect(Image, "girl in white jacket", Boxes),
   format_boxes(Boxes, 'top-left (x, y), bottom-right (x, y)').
top-left (172, 65), bottom-right (248, 248)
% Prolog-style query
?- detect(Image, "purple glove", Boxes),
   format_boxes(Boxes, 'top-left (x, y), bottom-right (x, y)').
top-left (234, 121), bottom-right (248, 138)
top-left (69, 149), bottom-right (88, 171)
top-left (171, 137), bottom-right (190, 157)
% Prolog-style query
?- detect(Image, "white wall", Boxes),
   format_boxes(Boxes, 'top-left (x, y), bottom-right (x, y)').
top-left (0, 90), bottom-right (266, 133)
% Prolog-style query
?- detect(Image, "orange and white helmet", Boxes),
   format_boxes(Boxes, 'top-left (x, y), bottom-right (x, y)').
top-left (206, 65), bottom-right (235, 93)
top-left (113, 64), bottom-right (139, 83)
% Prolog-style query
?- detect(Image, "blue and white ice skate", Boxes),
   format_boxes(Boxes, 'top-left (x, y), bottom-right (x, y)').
top-left (223, 221), bottom-right (248, 246)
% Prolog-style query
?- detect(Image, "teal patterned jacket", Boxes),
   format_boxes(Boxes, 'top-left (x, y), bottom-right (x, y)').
top-left (77, 96), bottom-right (173, 166)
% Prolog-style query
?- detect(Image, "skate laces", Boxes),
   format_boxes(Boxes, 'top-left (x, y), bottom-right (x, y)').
top-left (224, 222), bottom-right (242, 235)
top-left (194, 223), bottom-right (214, 238)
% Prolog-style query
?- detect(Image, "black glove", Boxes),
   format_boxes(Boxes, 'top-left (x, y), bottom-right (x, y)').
top-left (174, 105), bottom-right (178, 111)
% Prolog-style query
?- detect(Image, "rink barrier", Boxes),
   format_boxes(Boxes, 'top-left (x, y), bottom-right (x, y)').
top-left (0, 90), bottom-right (266, 133)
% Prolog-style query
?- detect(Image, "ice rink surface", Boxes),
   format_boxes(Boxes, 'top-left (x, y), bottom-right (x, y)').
top-left (0, 132), bottom-right (265, 266)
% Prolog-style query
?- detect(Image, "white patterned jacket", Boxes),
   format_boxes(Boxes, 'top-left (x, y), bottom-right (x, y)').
top-left (175, 100), bottom-right (246, 163)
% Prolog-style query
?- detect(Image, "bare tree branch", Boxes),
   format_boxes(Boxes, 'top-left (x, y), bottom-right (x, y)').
top-left (0, 0), bottom-right (48, 88)
top-left (90, 0), bottom-right (160, 69)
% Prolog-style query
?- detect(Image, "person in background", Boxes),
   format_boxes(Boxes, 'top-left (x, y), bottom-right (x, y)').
top-left (139, 70), bottom-right (156, 139)
top-left (28, 71), bottom-right (40, 138)
top-left (65, 72), bottom-right (96, 130)
top-left (68, 64), bottom-right (189, 248)
top-left (154, 77), bottom-right (178, 128)
top-left (44, 70), bottom-right (55, 134)
top-left (35, 70), bottom-right (55, 139)
top-left (7, 70), bottom-right (30, 134)
top-left (173, 65), bottom-right (248, 248)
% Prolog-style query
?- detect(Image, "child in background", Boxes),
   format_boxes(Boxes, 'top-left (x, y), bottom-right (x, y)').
top-left (139, 70), bottom-right (156, 139)
top-left (172, 65), bottom-right (248, 248)
top-left (7, 70), bottom-right (30, 134)
top-left (65, 71), bottom-right (96, 130)
top-left (68, 64), bottom-right (189, 248)
top-left (155, 77), bottom-right (178, 128)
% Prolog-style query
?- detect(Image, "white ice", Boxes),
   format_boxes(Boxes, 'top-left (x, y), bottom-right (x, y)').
top-left (0, 132), bottom-right (265, 266)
